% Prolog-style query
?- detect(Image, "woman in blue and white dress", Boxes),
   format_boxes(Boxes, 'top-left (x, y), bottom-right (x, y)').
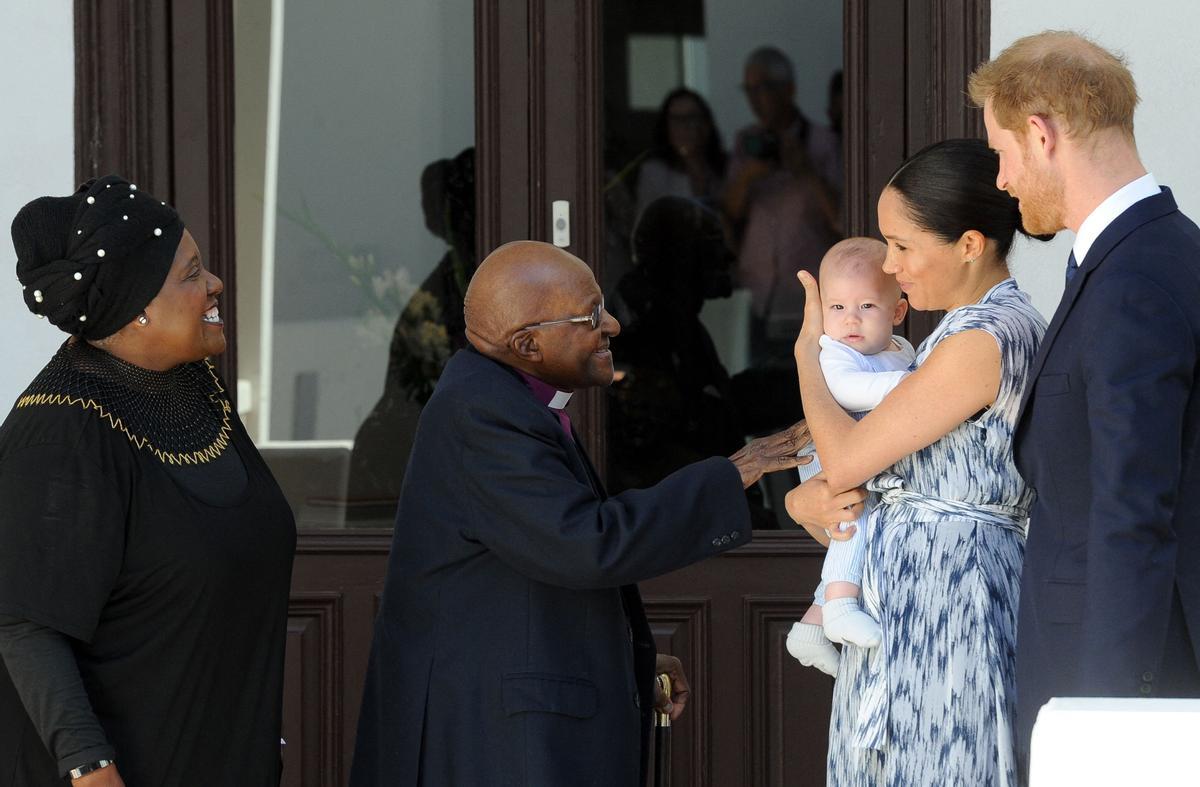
top-left (786, 139), bottom-right (1049, 786)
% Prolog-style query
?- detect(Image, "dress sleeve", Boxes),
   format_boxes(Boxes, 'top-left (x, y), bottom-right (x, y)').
top-left (0, 442), bottom-right (126, 643)
top-left (0, 615), bottom-right (115, 776)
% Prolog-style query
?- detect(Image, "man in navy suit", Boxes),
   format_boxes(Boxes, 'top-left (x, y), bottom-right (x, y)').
top-left (350, 241), bottom-right (826, 786)
top-left (971, 31), bottom-right (1200, 775)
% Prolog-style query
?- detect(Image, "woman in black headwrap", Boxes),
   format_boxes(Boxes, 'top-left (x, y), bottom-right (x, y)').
top-left (0, 176), bottom-right (296, 786)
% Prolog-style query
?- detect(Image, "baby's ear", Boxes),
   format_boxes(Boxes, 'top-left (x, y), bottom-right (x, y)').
top-left (892, 297), bottom-right (909, 326)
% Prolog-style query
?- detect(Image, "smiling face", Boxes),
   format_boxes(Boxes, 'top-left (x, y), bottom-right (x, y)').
top-left (877, 187), bottom-right (972, 312)
top-left (139, 229), bottom-right (226, 366)
top-left (984, 99), bottom-right (1066, 235)
top-left (820, 266), bottom-right (906, 355)
top-left (523, 262), bottom-right (621, 391)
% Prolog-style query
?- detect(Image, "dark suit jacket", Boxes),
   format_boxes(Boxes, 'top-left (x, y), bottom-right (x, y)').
top-left (1014, 187), bottom-right (1200, 768)
top-left (349, 348), bottom-right (751, 786)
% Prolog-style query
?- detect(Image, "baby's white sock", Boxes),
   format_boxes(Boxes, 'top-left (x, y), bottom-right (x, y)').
top-left (785, 621), bottom-right (840, 677)
top-left (822, 597), bottom-right (882, 647)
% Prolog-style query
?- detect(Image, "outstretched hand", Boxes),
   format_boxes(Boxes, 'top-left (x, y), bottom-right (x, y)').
top-left (729, 421), bottom-right (812, 489)
top-left (794, 270), bottom-right (824, 360)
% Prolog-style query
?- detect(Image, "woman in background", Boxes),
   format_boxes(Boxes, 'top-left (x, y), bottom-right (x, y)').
top-left (635, 87), bottom-right (728, 218)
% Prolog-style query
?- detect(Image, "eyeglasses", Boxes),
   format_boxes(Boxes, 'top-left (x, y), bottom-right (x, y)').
top-left (741, 80), bottom-right (788, 96)
top-left (521, 298), bottom-right (605, 332)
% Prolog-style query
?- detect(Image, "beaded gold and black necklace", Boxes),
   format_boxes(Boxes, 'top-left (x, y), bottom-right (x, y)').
top-left (16, 341), bottom-right (234, 465)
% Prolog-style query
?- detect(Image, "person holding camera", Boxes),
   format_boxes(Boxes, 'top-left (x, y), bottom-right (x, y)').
top-left (724, 46), bottom-right (843, 366)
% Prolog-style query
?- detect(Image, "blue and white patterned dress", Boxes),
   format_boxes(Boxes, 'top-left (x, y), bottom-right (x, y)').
top-left (827, 279), bottom-right (1046, 787)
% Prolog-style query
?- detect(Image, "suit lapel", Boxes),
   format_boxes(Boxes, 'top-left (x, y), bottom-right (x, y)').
top-left (1015, 188), bottom-right (1180, 435)
top-left (459, 348), bottom-right (602, 494)
top-left (569, 425), bottom-right (608, 500)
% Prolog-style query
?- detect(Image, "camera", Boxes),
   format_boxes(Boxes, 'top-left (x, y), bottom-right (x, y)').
top-left (742, 129), bottom-right (780, 162)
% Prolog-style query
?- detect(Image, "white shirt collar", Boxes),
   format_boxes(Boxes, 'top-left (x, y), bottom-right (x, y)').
top-left (548, 391), bottom-right (572, 410)
top-left (1072, 172), bottom-right (1160, 266)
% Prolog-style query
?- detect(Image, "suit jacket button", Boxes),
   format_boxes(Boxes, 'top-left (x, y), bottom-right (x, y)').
top-left (1140, 684), bottom-right (1153, 695)
top-left (712, 538), bottom-right (721, 546)
top-left (1142, 671), bottom-right (1155, 682)
top-left (730, 531), bottom-right (740, 540)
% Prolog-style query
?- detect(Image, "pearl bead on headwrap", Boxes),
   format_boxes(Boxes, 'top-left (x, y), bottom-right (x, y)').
top-left (11, 175), bottom-right (185, 340)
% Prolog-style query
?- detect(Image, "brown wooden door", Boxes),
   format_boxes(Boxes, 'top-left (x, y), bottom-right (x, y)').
top-left (75, 1), bottom-right (988, 784)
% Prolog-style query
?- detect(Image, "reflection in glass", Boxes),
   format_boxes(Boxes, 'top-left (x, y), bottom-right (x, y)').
top-left (346, 149), bottom-right (475, 524)
top-left (604, 0), bottom-right (843, 528)
top-left (234, 0), bottom-right (474, 528)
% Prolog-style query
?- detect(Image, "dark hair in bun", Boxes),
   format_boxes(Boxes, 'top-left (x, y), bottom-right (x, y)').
top-left (885, 138), bottom-right (1054, 259)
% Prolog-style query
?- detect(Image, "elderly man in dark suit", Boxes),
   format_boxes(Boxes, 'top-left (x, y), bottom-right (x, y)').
top-left (972, 31), bottom-right (1200, 776)
top-left (349, 240), bottom-right (824, 786)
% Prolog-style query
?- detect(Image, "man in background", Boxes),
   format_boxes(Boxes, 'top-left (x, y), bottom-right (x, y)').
top-left (723, 46), bottom-right (842, 366)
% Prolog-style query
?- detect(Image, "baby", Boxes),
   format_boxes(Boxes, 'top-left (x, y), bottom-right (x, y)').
top-left (785, 237), bottom-right (915, 676)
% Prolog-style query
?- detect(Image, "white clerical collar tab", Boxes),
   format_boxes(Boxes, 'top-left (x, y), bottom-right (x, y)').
top-left (548, 390), bottom-right (573, 410)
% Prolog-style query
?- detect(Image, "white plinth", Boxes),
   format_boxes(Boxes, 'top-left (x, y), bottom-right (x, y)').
top-left (1030, 697), bottom-right (1200, 786)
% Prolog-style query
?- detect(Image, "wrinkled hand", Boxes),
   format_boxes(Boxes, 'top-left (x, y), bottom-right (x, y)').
top-left (654, 653), bottom-right (691, 722)
top-left (729, 421), bottom-right (812, 488)
top-left (784, 473), bottom-right (866, 546)
top-left (794, 271), bottom-right (824, 360)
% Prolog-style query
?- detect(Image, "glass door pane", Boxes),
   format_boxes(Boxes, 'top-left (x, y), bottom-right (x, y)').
top-left (234, 0), bottom-right (475, 528)
top-left (602, 0), bottom-right (844, 528)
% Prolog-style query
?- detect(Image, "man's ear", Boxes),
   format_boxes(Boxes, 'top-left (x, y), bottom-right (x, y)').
top-left (1027, 114), bottom-right (1058, 160)
top-left (509, 329), bottom-right (542, 363)
top-left (892, 297), bottom-right (909, 326)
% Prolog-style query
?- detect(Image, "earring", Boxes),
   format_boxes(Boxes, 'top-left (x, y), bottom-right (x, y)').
top-left (137, 314), bottom-right (149, 325)
top-left (965, 257), bottom-right (977, 264)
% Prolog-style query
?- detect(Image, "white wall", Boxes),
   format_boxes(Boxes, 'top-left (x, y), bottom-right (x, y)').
top-left (993, 1), bottom-right (1200, 319)
top-left (0, 1), bottom-right (75, 411)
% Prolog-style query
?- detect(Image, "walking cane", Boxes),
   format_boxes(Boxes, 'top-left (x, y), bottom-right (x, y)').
top-left (654, 673), bottom-right (672, 787)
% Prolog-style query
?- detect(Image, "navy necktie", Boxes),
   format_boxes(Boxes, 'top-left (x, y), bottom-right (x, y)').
top-left (1065, 251), bottom-right (1079, 285)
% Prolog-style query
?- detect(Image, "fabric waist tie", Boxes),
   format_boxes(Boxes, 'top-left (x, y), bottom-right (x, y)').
top-left (867, 472), bottom-right (1027, 534)
top-left (851, 472), bottom-right (1028, 752)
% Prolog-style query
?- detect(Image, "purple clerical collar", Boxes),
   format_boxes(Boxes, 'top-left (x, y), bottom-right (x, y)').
top-left (515, 370), bottom-right (573, 410)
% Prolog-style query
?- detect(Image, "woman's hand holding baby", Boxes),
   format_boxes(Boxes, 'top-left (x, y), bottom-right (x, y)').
top-left (784, 473), bottom-right (864, 546)
top-left (794, 270), bottom-right (824, 363)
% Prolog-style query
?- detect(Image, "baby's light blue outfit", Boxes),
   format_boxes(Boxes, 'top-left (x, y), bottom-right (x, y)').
top-left (799, 334), bottom-right (915, 604)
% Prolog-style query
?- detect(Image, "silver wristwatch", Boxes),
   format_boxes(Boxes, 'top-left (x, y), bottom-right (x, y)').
top-left (69, 758), bottom-right (115, 779)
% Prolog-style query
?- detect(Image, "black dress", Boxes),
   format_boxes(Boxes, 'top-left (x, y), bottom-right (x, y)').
top-left (0, 342), bottom-right (296, 786)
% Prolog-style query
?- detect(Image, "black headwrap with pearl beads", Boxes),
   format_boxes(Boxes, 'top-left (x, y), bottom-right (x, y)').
top-left (11, 174), bottom-right (185, 340)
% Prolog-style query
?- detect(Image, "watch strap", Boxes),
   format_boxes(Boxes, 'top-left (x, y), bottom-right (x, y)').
top-left (68, 758), bottom-right (115, 779)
